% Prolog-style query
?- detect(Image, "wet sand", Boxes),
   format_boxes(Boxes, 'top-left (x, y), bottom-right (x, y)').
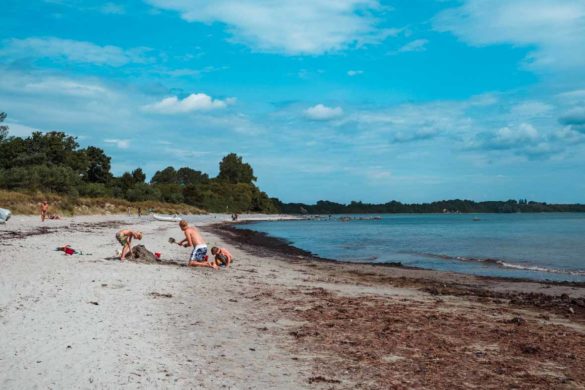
top-left (1, 215), bottom-right (584, 389)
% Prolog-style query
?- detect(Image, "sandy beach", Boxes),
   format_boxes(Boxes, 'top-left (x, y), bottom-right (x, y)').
top-left (1, 214), bottom-right (584, 389)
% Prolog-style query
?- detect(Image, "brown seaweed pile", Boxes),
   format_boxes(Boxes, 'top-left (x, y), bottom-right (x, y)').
top-left (270, 287), bottom-right (585, 389)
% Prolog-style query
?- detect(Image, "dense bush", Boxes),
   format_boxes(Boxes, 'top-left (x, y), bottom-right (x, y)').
top-left (0, 165), bottom-right (81, 194)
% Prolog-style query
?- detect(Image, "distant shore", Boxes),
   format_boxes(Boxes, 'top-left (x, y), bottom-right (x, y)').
top-left (1, 215), bottom-right (584, 388)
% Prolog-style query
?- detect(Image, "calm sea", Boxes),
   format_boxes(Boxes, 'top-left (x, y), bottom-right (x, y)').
top-left (238, 213), bottom-right (585, 282)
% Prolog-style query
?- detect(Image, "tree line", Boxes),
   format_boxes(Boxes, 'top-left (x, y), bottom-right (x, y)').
top-left (0, 112), bottom-right (276, 213)
top-left (273, 199), bottom-right (585, 214)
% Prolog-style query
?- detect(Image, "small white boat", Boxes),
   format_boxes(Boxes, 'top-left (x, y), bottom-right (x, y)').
top-left (153, 214), bottom-right (182, 222)
top-left (0, 208), bottom-right (11, 224)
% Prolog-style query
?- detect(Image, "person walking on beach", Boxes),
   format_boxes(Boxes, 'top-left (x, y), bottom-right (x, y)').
top-left (175, 220), bottom-right (217, 268)
top-left (40, 201), bottom-right (49, 222)
top-left (116, 229), bottom-right (142, 260)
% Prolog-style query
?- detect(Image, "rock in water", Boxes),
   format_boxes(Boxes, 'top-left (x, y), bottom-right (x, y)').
top-left (131, 245), bottom-right (158, 262)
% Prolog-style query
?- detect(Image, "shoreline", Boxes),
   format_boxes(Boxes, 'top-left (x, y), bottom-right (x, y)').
top-left (209, 221), bottom-right (585, 288)
top-left (206, 222), bottom-right (585, 321)
top-left (205, 219), bottom-right (585, 388)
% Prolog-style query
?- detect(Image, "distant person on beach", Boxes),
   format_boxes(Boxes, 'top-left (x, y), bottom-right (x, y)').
top-left (176, 220), bottom-right (217, 268)
top-left (116, 229), bottom-right (142, 260)
top-left (138, 207), bottom-right (142, 217)
top-left (40, 201), bottom-right (49, 222)
top-left (211, 246), bottom-right (233, 268)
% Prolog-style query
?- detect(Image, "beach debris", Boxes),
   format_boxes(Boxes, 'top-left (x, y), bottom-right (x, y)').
top-left (150, 292), bottom-right (173, 298)
top-left (569, 307), bottom-right (575, 315)
top-left (507, 316), bottom-right (526, 325)
top-left (519, 344), bottom-right (540, 354)
top-left (89, 301), bottom-right (99, 305)
top-left (426, 287), bottom-right (441, 296)
top-left (55, 244), bottom-right (92, 256)
top-left (0, 208), bottom-right (11, 224)
top-left (308, 376), bottom-right (341, 384)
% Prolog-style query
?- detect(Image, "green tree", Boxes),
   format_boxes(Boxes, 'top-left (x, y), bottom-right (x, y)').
top-left (182, 184), bottom-right (205, 206)
top-left (217, 153), bottom-right (256, 184)
top-left (125, 183), bottom-right (161, 202)
top-left (155, 183), bottom-right (184, 203)
top-left (24, 132), bottom-right (87, 171)
top-left (119, 172), bottom-right (135, 192)
top-left (151, 166), bottom-right (178, 184)
top-left (177, 167), bottom-right (209, 186)
top-left (78, 182), bottom-right (111, 197)
top-left (132, 168), bottom-right (146, 183)
top-left (0, 136), bottom-right (26, 169)
top-left (83, 146), bottom-right (112, 183)
top-left (0, 165), bottom-right (81, 193)
top-left (0, 112), bottom-right (8, 142)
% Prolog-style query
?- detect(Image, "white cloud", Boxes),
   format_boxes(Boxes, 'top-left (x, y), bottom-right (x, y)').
top-left (396, 38), bottom-right (428, 53)
top-left (352, 100), bottom-right (473, 143)
top-left (146, 0), bottom-right (398, 54)
top-left (3, 122), bottom-right (39, 137)
top-left (493, 123), bottom-right (540, 145)
top-left (105, 139), bottom-right (130, 149)
top-left (510, 101), bottom-right (554, 118)
top-left (365, 168), bottom-right (392, 180)
top-left (434, 0), bottom-right (585, 71)
top-left (557, 89), bottom-right (585, 103)
top-left (347, 70), bottom-right (364, 76)
top-left (143, 93), bottom-right (235, 114)
top-left (23, 78), bottom-right (109, 97)
top-left (0, 37), bottom-right (149, 66)
top-left (304, 104), bottom-right (344, 121)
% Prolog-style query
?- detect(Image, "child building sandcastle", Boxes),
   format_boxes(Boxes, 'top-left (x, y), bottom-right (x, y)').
top-left (116, 220), bottom-right (233, 269)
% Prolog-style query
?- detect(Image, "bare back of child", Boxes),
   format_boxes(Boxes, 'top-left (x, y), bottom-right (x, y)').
top-left (176, 220), bottom-right (217, 269)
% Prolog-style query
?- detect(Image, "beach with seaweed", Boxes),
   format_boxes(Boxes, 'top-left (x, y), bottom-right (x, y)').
top-left (1, 215), bottom-right (584, 389)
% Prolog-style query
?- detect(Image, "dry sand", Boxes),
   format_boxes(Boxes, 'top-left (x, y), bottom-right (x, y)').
top-left (1, 214), bottom-right (584, 389)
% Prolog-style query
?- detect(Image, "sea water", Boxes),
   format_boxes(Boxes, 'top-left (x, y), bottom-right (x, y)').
top-left (238, 213), bottom-right (585, 282)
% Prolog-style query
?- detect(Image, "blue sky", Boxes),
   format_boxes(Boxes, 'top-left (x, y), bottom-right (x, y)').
top-left (1, 0), bottom-right (584, 203)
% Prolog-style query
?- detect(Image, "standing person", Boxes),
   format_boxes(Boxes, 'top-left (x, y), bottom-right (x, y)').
top-left (115, 229), bottom-right (142, 260)
top-left (175, 220), bottom-right (217, 268)
top-left (40, 201), bottom-right (49, 222)
top-left (137, 207), bottom-right (142, 217)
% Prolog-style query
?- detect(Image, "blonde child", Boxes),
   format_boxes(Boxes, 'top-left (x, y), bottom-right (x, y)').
top-left (116, 229), bottom-right (142, 260)
top-left (211, 246), bottom-right (233, 268)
